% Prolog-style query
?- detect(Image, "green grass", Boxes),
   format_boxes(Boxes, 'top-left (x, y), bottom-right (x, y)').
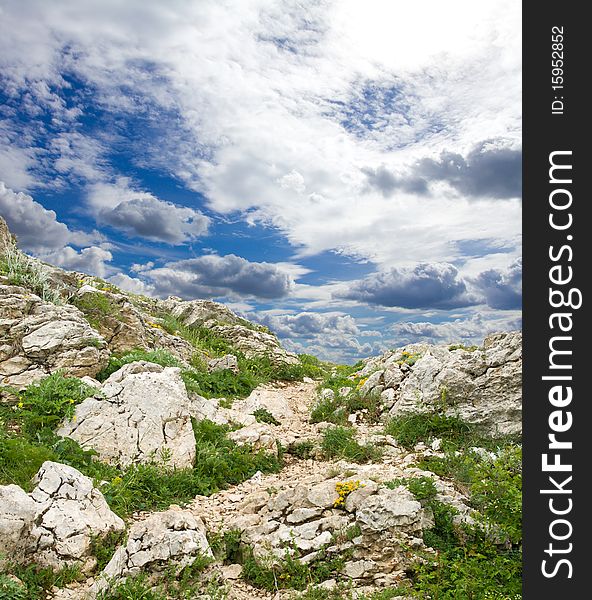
top-left (73, 291), bottom-right (122, 329)
top-left (0, 245), bottom-right (63, 304)
top-left (7, 371), bottom-right (95, 437)
top-left (0, 564), bottom-right (83, 600)
top-left (320, 426), bottom-right (382, 463)
top-left (241, 547), bottom-right (346, 592)
top-left (448, 344), bottom-right (479, 352)
top-left (310, 361), bottom-right (380, 425)
top-left (403, 445), bottom-right (523, 599)
top-left (287, 440), bottom-right (315, 460)
top-left (0, 372), bottom-right (282, 519)
top-left (96, 349), bottom-right (183, 382)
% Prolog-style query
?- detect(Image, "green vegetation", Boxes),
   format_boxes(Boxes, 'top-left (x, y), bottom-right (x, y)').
top-left (96, 348), bottom-right (182, 381)
top-left (287, 440), bottom-right (315, 459)
top-left (208, 528), bottom-right (242, 564)
top-left (73, 292), bottom-right (122, 329)
top-left (448, 343), bottom-right (479, 352)
top-left (0, 245), bottom-right (62, 304)
top-left (320, 426), bottom-right (381, 463)
top-left (90, 530), bottom-right (127, 573)
top-left (0, 372), bottom-right (282, 519)
top-left (242, 547), bottom-right (347, 592)
top-left (310, 362), bottom-right (382, 425)
top-left (0, 564), bottom-right (82, 600)
top-left (384, 412), bottom-right (473, 449)
top-left (397, 350), bottom-right (421, 366)
top-left (253, 407), bottom-right (280, 425)
top-left (396, 445), bottom-right (523, 598)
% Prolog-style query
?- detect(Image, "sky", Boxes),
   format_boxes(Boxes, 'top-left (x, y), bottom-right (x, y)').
top-left (0, 0), bottom-right (522, 363)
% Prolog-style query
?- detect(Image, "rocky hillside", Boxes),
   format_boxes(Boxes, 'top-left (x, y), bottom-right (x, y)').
top-left (0, 217), bottom-right (522, 600)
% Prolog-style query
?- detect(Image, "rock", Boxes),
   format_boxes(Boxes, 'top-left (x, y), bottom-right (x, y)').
top-left (0, 485), bottom-right (37, 564)
top-left (161, 297), bottom-right (299, 366)
top-left (207, 354), bottom-right (239, 373)
top-left (237, 386), bottom-right (294, 420)
top-left (58, 362), bottom-right (197, 468)
top-left (343, 559), bottom-right (376, 579)
top-left (358, 332), bottom-right (522, 435)
top-left (93, 508), bottom-right (211, 597)
top-left (29, 462), bottom-right (125, 571)
top-left (0, 285), bottom-right (109, 387)
top-left (228, 422), bottom-right (276, 451)
top-left (355, 488), bottom-right (425, 534)
top-left (0, 215), bottom-right (16, 252)
top-left (73, 287), bottom-right (198, 364)
top-left (307, 481), bottom-right (340, 509)
top-left (221, 563), bottom-right (242, 579)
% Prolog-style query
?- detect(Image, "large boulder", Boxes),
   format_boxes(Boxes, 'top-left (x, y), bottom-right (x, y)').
top-left (0, 462), bottom-right (124, 573)
top-left (57, 362), bottom-right (198, 468)
top-left (29, 462), bottom-right (125, 571)
top-left (357, 332), bottom-right (522, 436)
top-left (0, 284), bottom-right (109, 387)
top-left (0, 484), bottom-right (37, 565)
top-left (92, 508), bottom-right (211, 597)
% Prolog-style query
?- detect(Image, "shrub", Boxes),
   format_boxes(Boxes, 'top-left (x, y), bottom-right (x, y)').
top-left (288, 440), bottom-right (315, 460)
top-left (321, 426), bottom-right (381, 463)
top-left (1, 564), bottom-right (82, 600)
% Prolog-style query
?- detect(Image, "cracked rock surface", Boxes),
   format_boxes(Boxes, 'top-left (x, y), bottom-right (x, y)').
top-left (0, 462), bottom-right (124, 573)
top-left (352, 331), bottom-right (522, 435)
top-left (58, 361), bottom-right (198, 468)
top-left (91, 507), bottom-right (212, 598)
top-left (0, 284), bottom-right (109, 388)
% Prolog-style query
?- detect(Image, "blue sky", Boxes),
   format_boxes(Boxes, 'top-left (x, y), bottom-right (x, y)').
top-left (0, 0), bottom-right (521, 363)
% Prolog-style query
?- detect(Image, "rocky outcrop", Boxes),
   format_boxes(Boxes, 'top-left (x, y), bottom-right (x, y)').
top-left (353, 332), bottom-right (522, 435)
top-left (227, 474), bottom-right (430, 587)
top-left (73, 286), bottom-right (198, 363)
top-left (58, 362), bottom-right (198, 468)
top-left (162, 297), bottom-right (299, 366)
top-left (29, 462), bottom-right (125, 571)
top-left (207, 353), bottom-right (239, 373)
top-left (0, 462), bottom-right (124, 573)
top-left (0, 284), bottom-right (109, 387)
top-left (91, 508), bottom-right (212, 597)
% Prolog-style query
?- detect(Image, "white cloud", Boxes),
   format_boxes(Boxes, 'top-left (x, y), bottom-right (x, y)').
top-left (40, 245), bottom-right (113, 277)
top-left (0, 181), bottom-right (98, 253)
top-left (0, 0), bottom-right (521, 269)
top-left (86, 179), bottom-right (210, 244)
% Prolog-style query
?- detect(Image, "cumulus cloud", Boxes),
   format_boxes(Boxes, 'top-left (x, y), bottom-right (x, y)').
top-left (138, 254), bottom-right (294, 300)
top-left (107, 273), bottom-right (156, 296)
top-left (415, 140), bottom-right (522, 199)
top-left (363, 140), bottom-right (521, 200)
top-left (339, 263), bottom-right (476, 309)
top-left (469, 257), bottom-right (522, 309)
top-left (0, 182), bottom-right (98, 253)
top-left (388, 312), bottom-right (522, 346)
top-left (250, 311), bottom-right (360, 339)
top-left (87, 181), bottom-right (210, 244)
top-left (40, 246), bottom-right (113, 277)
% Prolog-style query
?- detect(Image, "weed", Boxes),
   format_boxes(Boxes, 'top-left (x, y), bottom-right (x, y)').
top-left (90, 530), bottom-right (126, 573)
top-left (448, 344), bottom-right (479, 352)
top-left (333, 480), bottom-right (363, 508)
top-left (241, 547), bottom-right (345, 592)
top-left (1, 563), bottom-right (83, 599)
top-left (385, 475), bottom-right (437, 502)
top-left (10, 372), bottom-right (95, 438)
top-left (208, 528), bottom-right (243, 563)
top-left (321, 426), bottom-right (381, 463)
top-left (253, 408), bottom-right (280, 426)
top-left (288, 440), bottom-right (315, 460)
top-left (384, 413), bottom-right (474, 449)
